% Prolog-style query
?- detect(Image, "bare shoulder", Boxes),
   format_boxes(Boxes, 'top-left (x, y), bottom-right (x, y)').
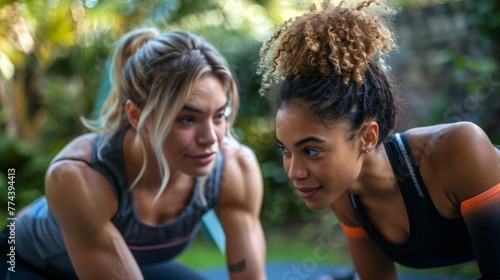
top-left (406, 121), bottom-right (488, 147)
top-left (405, 121), bottom-right (493, 166)
top-left (45, 134), bottom-right (117, 223)
top-left (405, 121), bottom-right (500, 203)
top-left (221, 141), bottom-right (260, 171)
top-left (52, 133), bottom-right (96, 163)
top-left (218, 141), bottom-right (263, 210)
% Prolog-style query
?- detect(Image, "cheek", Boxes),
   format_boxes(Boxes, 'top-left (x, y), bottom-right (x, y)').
top-left (216, 123), bottom-right (226, 142)
top-left (163, 130), bottom-right (193, 150)
top-left (329, 156), bottom-right (362, 183)
top-left (282, 157), bottom-right (290, 171)
top-left (319, 154), bottom-right (358, 180)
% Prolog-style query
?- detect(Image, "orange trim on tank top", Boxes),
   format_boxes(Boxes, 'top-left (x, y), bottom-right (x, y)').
top-left (340, 223), bottom-right (368, 238)
top-left (460, 182), bottom-right (500, 211)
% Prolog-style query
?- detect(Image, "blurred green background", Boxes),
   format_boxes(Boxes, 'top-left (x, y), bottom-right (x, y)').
top-left (0, 0), bottom-right (498, 277)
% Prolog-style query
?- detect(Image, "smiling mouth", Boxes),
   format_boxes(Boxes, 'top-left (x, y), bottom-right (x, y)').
top-left (295, 186), bottom-right (322, 199)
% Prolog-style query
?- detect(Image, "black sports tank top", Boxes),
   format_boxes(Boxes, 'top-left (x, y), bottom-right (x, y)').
top-left (349, 133), bottom-right (475, 268)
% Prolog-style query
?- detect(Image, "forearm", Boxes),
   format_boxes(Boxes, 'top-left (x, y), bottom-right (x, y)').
top-left (63, 224), bottom-right (143, 280)
top-left (74, 254), bottom-right (143, 280)
top-left (342, 224), bottom-right (396, 280)
top-left (226, 221), bottom-right (266, 280)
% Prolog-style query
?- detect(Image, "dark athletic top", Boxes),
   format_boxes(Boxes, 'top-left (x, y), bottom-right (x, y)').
top-left (15, 128), bottom-right (224, 277)
top-left (349, 133), bottom-right (475, 268)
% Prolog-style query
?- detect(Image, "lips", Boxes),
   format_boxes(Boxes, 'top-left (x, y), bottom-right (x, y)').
top-left (295, 186), bottom-right (322, 199)
top-left (190, 152), bottom-right (216, 165)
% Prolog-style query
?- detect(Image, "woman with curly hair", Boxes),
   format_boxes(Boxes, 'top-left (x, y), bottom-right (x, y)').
top-left (258, 0), bottom-right (500, 278)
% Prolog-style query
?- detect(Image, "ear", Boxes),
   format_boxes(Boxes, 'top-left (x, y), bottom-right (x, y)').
top-left (125, 99), bottom-right (142, 130)
top-left (360, 121), bottom-right (379, 153)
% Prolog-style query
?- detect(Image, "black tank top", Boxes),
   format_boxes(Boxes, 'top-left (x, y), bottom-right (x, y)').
top-left (349, 133), bottom-right (475, 268)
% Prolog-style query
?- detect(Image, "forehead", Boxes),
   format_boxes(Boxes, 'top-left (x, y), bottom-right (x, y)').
top-left (276, 103), bottom-right (317, 134)
top-left (186, 75), bottom-right (227, 105)
top-left (276, 102), bottom-right (309, 125)
top-left (276, 103), bottom-right (346, 143)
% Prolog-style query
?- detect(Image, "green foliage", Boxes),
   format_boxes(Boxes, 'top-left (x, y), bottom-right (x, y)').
top-left (422, 0), bottom-right (500, 143)
top-left (0, 134), bottom-right (56, 213)
top-left (0, 0), bottom-right (318, 228)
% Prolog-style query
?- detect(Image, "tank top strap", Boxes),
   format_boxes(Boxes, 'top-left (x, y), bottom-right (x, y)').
top-left (385, 133), bottom-right (428, 202)
top-left (350, 133), bottom-right (429, 247)
top-left (51, 157), bottom-right (94, 168)
top-left (383, 133), bottom-right (430, 237)
top-left (90, 129), bottom-right (129, 202)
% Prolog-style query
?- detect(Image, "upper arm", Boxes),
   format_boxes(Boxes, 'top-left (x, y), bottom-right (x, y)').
top-left (440, 123), bottom-right (500, 277)
top-left (45, 162), bottom-right (143, 280)
top-left (217, 144), bottom-right (266, 280)
top-left (410, 122), bottom-right (500, 277)
top-left (330, 195), bottom-right (396, 280)
top-left (424, 122), bottom-right (500, 203)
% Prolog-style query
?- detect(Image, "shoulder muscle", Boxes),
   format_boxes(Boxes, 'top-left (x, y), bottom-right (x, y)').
top-left (218, 143), bottom-right (263, 213)
top-left (45, 161), bottom-right (117, 234)
top-left (407, 122), bottom-right (500, 203)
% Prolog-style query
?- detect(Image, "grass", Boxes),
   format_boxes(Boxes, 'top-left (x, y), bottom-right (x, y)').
top-left (178, 226), bottom-right (480, 279)
top-left (177, 225), bottom-right (350, 269)
top-left (177, 228), bottom-right (349, 269)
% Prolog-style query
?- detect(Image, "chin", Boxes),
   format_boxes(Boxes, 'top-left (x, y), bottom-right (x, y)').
top-left (185, 163), bottom-right (216, 177)
top-left (304, 201), bottom-right (329, 211)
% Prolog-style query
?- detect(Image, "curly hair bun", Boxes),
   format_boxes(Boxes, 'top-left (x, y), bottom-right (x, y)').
top-left (258, 0), bottom-right (398, 93)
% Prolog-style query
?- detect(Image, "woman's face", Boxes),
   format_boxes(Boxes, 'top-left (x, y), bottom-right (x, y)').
top-left (162, 75), bottom-right (228, 177)
top-left (275, 102), bottom-right (364, 210)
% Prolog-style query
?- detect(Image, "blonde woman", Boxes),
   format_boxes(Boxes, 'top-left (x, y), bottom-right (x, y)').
top-left (258, 0), bottom-right (500, 279)
top-left (1, 28), bottom-right (266, 280)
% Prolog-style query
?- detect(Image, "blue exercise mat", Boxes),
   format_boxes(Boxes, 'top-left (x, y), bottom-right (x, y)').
top-left (201, 261), bottom-right (478, 280)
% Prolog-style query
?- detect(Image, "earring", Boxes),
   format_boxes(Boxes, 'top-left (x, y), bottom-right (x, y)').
top-left (363, 150), bottom-right (369, 154)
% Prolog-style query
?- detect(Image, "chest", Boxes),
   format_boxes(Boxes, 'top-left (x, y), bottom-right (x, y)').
top-left (131, 181), bottom-right (196, 225)
top-left (359, 192), bottom-right (410, 244)
top-left (358, 175), bottom-right (462, 245)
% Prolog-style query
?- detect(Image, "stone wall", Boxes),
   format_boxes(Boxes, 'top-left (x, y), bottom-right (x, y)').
top-left (386, 3), bottom-right (482, 129)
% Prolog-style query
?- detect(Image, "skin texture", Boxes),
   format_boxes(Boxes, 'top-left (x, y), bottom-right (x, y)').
top-left (275, 102), bottom-right (500, 279)
top-left (45, 76), bottom-right (266, 280)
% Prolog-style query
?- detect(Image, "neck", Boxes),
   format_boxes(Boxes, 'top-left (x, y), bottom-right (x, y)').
top-left (122, 129), bottom-right (196, 200)
top-left (351, 144), bottom-right (398, 197)
top-left (123, 128), bottom-right (163, 189)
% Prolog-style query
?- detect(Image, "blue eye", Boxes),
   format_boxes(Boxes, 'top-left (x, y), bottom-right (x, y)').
top-left (278, 145), bottom-right (289, 154)
top-left (215, 113), bottom-right (225, 120)
top-left (305, 148), bottom-right (319, 157)
top-left (179, 117), bottom-right (194, 124)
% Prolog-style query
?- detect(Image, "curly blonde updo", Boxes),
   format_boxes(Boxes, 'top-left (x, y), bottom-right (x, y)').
top-left (258, 0), bottom-right (401, 145)
top-left (259, 0), bottom-right (397, 89)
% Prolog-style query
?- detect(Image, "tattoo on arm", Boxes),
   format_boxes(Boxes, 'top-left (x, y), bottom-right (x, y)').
top-left (228, 259), bottom-right (246, 273)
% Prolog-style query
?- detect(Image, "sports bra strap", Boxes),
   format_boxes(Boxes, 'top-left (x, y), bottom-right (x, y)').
top-left (52, 158), bottom-right (93, 169)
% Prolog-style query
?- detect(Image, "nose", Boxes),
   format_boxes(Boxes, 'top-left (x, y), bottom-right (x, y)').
top-left (197, 122), bottom-right (217, 146)
top-left (285, 156), bottom-right (308, 181)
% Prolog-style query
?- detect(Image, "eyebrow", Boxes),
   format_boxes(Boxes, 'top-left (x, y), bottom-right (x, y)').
top-left (182, 101), bottom-right (228, 114)
top-left (276, 136), bottom-right (326, 148)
